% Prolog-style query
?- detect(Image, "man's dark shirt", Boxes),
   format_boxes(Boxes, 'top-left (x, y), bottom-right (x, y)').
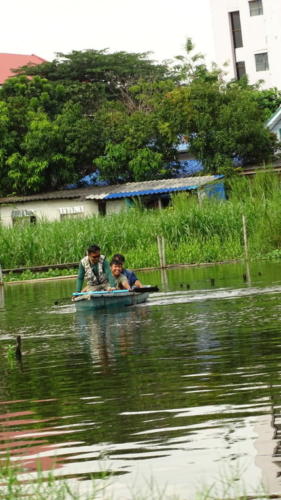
top-left (122, 269), bottom-right (138, 287)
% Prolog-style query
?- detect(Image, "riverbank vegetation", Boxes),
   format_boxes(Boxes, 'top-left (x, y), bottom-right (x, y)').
top-left (0, 457), bottom-right (107, 500)
top-left (0, 456), bottom-right (271, 499)
top-left (2, 172), bottom-right (281, 282)
top-left (0, 41), bottom-right (280, 196)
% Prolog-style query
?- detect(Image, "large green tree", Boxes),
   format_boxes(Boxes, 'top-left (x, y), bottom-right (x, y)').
top-left (16, 49), bottom-right (172, 101)
top-left (0, 45), bottom-right (278, 195)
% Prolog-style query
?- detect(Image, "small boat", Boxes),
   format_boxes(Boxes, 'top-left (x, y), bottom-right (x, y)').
top-left (72, 287), bottom-right (158, 311)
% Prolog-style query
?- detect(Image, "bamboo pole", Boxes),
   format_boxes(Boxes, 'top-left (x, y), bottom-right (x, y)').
top-left (160, 268), bottom-right (168, 290)
top-left (242, 215), bottom-right (251, 284)
top-left (0, 265), bottom-right (3, 286)
top-left (161, 236), bottom-right (166, 268)
top-left (157, 236), bottom-right (163, 268)
top-left (0, 286), bottom-right (4, 309)
top-left (242, 215), bottom-right (249, 261)
top-left (2, 262), bottom-right (79, 274)
top-left (157, 236), bottom-right (166, 268)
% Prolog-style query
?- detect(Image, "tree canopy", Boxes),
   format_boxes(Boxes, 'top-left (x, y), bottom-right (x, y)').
top-left (0, 45), bottom-right (278, 196)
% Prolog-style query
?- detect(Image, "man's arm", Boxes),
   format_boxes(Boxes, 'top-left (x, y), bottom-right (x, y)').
top-left (76, 262), bottom-right (85, 292)
top-left (125, 269), bottom-right (143, 288)
top-left (134, 279), bottom-right (143, 287)
top-left (131, 270), bottom-right (143, 287)
top-left (120, 275), bottom-right (130, 290)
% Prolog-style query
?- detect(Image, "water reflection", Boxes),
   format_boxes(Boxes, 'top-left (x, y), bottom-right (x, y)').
top-left (160, 268), bottom-right (169, 291)
top-left (1, 264), bottom-right (281, 497)
top-left (0, 286), bottom-right (4, 310)
top-left (75, 307), bottom-right (149, 372)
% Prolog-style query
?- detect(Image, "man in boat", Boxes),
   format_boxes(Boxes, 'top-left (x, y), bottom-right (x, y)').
top-left (109, 258), bottom-right (131, 290)
top-left (112, 253), bottom-right (143, 288)
top-left (76, 244), bottom-right (112, 292)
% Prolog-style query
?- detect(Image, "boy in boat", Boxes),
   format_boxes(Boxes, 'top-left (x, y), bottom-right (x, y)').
top-left (112, 253), bottom-right (143, 288)
top-left (109, 258), bottom-right (131, 290)
top-left (76, 244), bottom-right (111, 292)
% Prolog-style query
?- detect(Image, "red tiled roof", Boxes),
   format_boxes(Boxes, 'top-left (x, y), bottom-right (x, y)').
top-left (0, 53), bottom-right (46, 84)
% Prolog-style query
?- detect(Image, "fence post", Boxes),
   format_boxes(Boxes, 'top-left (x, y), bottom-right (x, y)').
top-left (157, 236), bottom-right (166, 268)
top-left (161, 236), bottom-right (166, 268)
top-left (242, 215), bottom-right (251, 284)
top-left (242, 215), bottom-right (249, 261)
top-left (161, 268), bottom-right (168, 290)
top-left (157, 236), bottom-right (163, 268)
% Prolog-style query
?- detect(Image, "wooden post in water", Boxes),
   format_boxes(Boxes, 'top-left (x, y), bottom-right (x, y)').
top-left (242, 215), bottom-right (251, 284)
top-left (160, 268), bottom-right (168, 290)
top-left (157, 236), bottom-right (163, 267)
top-left (161, 236), bottom-right (166, 268)
top-left (242, 215), bottom-right (249, 261)
top-left (0, 266), bottom-right (4, 309)
top-left (157, 236), bottom-right (166, 268)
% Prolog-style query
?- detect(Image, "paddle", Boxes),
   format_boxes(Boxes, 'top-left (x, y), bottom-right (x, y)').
top-left (72, 287), bottom-right (159, 296)
top-left (131, 286), bottom-right (159, 293)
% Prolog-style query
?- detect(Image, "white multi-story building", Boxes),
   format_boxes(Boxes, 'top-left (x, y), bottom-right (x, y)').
top-left (209, 0), bottom-right (281, 89)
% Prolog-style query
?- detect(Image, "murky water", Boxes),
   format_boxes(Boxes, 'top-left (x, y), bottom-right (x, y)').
top-left (1, 262), bottom-right (281, 498)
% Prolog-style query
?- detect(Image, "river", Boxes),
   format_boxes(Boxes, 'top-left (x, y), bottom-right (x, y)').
top-left (1, 261), bottom-right (281, 499)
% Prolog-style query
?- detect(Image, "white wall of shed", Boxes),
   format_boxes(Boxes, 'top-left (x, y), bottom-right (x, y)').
top-left (0, 199), bottom-right (100, 227)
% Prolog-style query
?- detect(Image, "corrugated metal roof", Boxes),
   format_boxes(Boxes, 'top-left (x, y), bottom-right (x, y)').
top-left (0, 175), bottom-right (223, 204)
top-left (104, 186), bottom-right (198, 199)
top-left (86, 175), bottom-right (223, 200)
top-left (0, 186), bottom-right (94, 204)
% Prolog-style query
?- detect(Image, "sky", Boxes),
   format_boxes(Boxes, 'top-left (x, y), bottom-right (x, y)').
top-left (1, 0), bottom-right (215, 64)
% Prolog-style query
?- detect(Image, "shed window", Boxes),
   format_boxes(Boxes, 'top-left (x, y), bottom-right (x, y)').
top-left (12, 209), bottom-right (37, 226)
top-left (249, 0), bottom-right (263, 16)
top-left (255, 52), bottom-right (269, 71)
top-left (59, 206), bottom-right (84, 219)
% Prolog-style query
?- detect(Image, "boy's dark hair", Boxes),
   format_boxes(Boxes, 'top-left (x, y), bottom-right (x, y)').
top-left (87, 244), bottom-right (100, 254)
top-left (112, 253), bottom-right (125, 263)
top-left (110, 258), bottom-right (123, 266)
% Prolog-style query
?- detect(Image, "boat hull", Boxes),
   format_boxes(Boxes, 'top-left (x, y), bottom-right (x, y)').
top-left (73, 290), bottom-right (149, 311)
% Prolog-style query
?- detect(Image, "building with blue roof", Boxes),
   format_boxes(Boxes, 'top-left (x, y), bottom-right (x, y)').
top-left (0, 174), bottom-right (225, 226)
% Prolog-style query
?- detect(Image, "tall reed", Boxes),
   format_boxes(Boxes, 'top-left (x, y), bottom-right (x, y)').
top-left (1, 172), bottom-right (281, 270)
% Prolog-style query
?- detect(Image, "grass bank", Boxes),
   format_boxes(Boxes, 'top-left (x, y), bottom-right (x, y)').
top-left (1, 171), bottom-right (281, 281)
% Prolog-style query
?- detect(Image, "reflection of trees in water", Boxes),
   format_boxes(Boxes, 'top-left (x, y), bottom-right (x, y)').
top-left (3, 284), bottom-right (281, 483)
top-left (75, 307), bottom-right (149, 373)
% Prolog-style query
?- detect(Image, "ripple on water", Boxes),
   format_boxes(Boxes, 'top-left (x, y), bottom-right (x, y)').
top-left (1, 266), bottom-right (281, 497)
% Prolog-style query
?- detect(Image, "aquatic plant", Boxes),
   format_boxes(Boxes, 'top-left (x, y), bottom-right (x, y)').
top-left (0, 456), bottom-right (272, 500)
top-left (0, 455), bottom-right (112, 500)
top-left (6, 344), bottom-right (15, 367)
top-left (1, 171), bottom-right (281, 278)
